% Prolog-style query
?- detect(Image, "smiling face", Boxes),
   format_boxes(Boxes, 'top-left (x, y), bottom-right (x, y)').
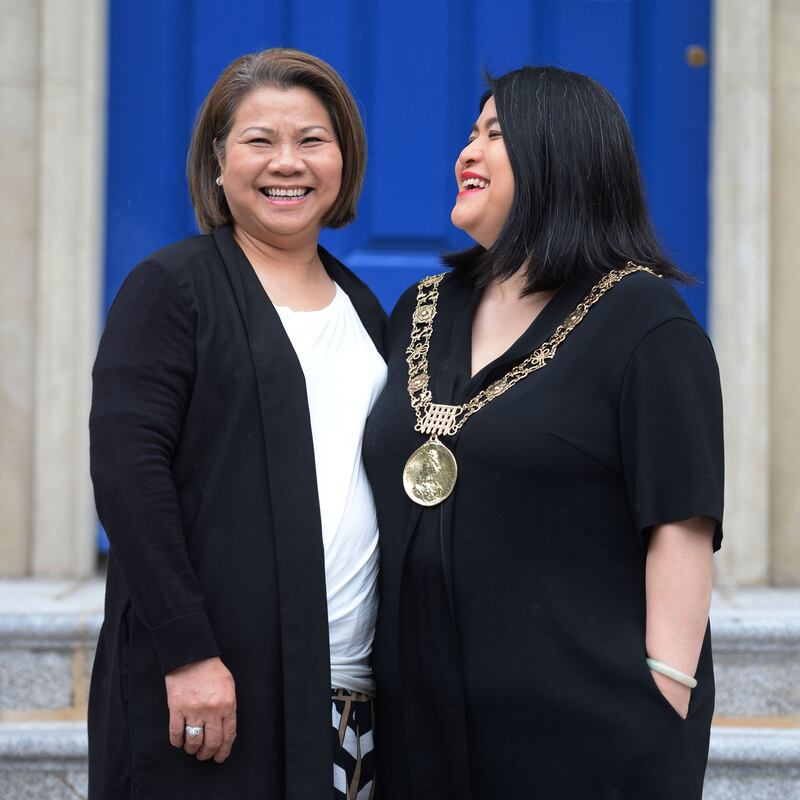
top-left (218, 85), bottom-right (343, 246)
top-left (450, 96), bottom-right (515, 249)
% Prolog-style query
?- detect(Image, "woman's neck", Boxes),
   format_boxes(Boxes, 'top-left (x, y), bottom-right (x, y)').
top-left (233, 225), bottom-right (335, 311)
top-left (234, 225), bottom-right (321, 275)
top-left (484, 265), bottom-right (552, 306)
top-left (471, 269), bottom-right (558, 377)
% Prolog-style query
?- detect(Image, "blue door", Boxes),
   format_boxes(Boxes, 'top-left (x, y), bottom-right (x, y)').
top-left (105, 0), bottom-right (711, 323)
top-left (101, 1), bottom-right (710, 550)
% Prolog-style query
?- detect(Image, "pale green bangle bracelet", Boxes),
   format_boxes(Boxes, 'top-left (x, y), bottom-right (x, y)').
top-left (646, 657), bottom-right (698, 689)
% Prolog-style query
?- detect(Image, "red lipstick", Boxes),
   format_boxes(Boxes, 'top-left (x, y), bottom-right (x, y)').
top-left (458, 171), bottom-right (490, 197)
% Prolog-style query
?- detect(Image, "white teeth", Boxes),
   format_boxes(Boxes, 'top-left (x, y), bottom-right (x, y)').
top-left (461, 177), bottom-right (489, 190)
top-left (264, 187), bottom-right (309, 198)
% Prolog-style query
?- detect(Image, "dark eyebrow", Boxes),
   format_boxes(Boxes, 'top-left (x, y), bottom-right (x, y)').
top-left (240, 126), bottom-right (274, 136)
top-left (239, 125), bottom-right (331, 136)
top-left (469, 116), bottom-right (500, 135)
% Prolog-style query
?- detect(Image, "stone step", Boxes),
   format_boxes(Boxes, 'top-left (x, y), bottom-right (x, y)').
top-left (0, 581), bottom-right (102, 723)
top-left (705, 726), bottom-right (800, 799)
top-left (1, 721), bottom-right (797, 800)
top-left (711, 588), bottom-right (800, 720)
top-left (0, 722), bottom-right (87, 800)
top-left (0, 581), bottom-right (797, 799)
top-left (3, 582), bottom-right (796, 722)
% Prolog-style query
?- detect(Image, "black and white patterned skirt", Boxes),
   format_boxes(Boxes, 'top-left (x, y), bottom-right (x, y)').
top-left (332, 688), bottom-right (376, 799)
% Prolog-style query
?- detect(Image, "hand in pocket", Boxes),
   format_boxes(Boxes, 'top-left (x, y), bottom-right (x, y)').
top-left (650, 669), bottom-right (691, 719)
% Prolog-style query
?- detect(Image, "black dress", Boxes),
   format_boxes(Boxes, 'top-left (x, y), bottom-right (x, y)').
top-left (88, 226), bottom-right (386, 799)
top-left (364, 267), bottom-right (723, 800)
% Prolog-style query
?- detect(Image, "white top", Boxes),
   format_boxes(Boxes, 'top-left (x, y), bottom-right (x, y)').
top-left (275, 284), bottom-right (386, 695)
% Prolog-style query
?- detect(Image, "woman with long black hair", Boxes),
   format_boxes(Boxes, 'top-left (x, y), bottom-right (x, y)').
top-left (365, 66), bottom-right (723, 799)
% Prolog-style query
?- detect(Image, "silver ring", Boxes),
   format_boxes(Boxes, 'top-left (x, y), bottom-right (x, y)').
top-left (184, 724), bottom-right (204, 738)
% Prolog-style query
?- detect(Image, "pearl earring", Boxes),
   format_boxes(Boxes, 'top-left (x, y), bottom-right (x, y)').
top-left (215, 175), bottom-right (223, 186)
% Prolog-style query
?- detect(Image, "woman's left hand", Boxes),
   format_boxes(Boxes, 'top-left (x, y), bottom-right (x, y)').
top-left (650, 669), bottom-right (691, 719)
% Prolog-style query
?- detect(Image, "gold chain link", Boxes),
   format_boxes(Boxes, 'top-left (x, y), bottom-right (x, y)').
top-left (405, 263), bottom-right (659, 436)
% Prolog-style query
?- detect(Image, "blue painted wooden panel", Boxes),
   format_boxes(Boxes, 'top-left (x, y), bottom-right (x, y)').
top-left (540, 1), bottom-right (636, 114)
top-left (633, 0), bottom-right (711, 320)
top-left (473, 1), bottom-right (535, 76)
top-left (105, 0), bottom-right (711, 317)
top-left (104, 0), bottom-right (191, 310)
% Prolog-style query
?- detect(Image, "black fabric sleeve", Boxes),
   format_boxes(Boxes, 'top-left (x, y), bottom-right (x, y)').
top-left (90, 260), bottom-right (220, 674)
top-left (619, 318), bottom-right (724, 551)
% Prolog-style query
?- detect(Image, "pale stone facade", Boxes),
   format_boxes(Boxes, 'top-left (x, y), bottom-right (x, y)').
top-left (711, 0), bottom-right (800, 587)
top-left (0, 0), bottom-right (105, 578)
top-left (769, 0), bottom-right (800, 585)
top-left (709, 0), bottom-right (773, 587)
top-left (0, 1), bottom-right (797, 584)
top-left (0, 2), bottom-right (38, 577)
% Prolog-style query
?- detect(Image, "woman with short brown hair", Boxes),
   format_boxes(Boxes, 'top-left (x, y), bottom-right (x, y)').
top-left (89, 48), bottom-right (384, 799)
top-left (188, 48), bottom-right (366, 232)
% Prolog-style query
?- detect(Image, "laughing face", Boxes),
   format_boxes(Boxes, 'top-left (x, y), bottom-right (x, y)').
top-left (450, 96), bottom-right (514, 249)
top-left (218, 85), bottom-right (343, 246)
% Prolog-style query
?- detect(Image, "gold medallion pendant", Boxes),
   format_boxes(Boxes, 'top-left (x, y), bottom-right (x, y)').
top-left (402, 438), bottom-right (458, 507)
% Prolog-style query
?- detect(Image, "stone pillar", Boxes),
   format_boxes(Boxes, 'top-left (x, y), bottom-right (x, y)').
top-left (0, 0), bottom-right (105, 578)
top-left (770, 0), bottom-right (800, 584)
top-left (30, 0), bottom-right (106, 578)
top-left (710, 0), bottom-right (773, 586)
top-left (0, 3), bottom-right (39, 576)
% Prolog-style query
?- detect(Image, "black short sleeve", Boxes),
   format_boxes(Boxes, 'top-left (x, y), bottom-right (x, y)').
top-left (619, 318), bottom-right (724, 550)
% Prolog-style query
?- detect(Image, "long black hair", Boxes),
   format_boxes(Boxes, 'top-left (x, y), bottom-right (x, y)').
top-left (444, 66), bottom-right (686, 292)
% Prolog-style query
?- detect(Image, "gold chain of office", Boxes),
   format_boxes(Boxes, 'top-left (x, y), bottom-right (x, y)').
top-left (401, 262), bottom-right (659, 507)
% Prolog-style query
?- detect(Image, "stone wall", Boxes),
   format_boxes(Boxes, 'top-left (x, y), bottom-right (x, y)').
top-left (769, 0), bottom-right (800, 585)
top-left (0, 0), bottom-right (104, 579)
top-left (0, 2), bottom-right (38, 576)
top-left (711, 0), bottom-right (800, 586)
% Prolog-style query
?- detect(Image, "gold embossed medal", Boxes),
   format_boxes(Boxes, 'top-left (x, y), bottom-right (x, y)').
top-left (402, 437), bottom-right (458, 506)
top-left (402, 264), bottom-right (658, 507)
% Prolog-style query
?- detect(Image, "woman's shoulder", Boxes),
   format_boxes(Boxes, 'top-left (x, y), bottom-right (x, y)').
top-left (384, 270), bottom-right (462, 354)
top-left (128, 233), bottom-right (228, 305)
top-left (389, 269), bottom-right (460, 320)
top-left (144, 233), bottom-right (218, 277)
top-left (389, 282), bottom-right (420, 323)
top-left (121, 233), bottom-right (216, 286)
top-left (593, 267), bottom-right (706, 342)
top-left (109, 235), bottom-right (219, 328)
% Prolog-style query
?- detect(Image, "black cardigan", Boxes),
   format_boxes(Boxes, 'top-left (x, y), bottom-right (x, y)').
top-left (88, 225), bottom-right (386, 799)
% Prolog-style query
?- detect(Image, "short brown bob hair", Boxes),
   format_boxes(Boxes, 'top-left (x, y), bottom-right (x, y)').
top-left (187, 48), bottom-right (366, 233)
